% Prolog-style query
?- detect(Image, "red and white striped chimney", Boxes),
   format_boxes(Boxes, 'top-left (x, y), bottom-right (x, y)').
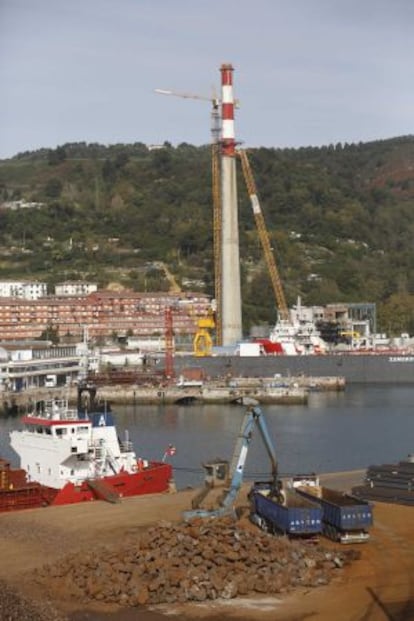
top-left (219, 62), bottom-right (242, 345)
top-left (220, 63), bottom-right (236, 157)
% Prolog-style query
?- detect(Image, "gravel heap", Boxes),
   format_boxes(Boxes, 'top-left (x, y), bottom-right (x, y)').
top-left (37, 517), bottom-right (360, 607)
top-left (0, 579), bottom-right (66, 621)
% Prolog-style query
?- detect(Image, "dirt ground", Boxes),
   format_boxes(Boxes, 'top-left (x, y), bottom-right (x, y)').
top-left (0, 471), bottom-right (413, 621)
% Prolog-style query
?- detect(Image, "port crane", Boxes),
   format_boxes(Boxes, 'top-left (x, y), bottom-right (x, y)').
top-left (183, 403), bottom-right (282, 520)
top-left (164, 307), bottom-right (174, 379)
top-left (238, 149), bottom-right (290, 322)
top-left (154, 87), bottom-right (223, 345)
top-left (153, 261), bottom-right (181, 294)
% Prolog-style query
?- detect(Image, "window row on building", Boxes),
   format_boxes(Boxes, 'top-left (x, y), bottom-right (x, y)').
top-left (0, 290), bottom-right (212, 342)
top-left (0, 280), bottom-right (98, 300)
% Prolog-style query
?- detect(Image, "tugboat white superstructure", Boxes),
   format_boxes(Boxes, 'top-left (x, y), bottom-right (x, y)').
top-left (6, 397), bottom-right (172, 509)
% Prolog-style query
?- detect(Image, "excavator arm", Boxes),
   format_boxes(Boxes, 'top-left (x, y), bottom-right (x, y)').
top-left (183, 404), bottom-right (280, 520)
top-left (222, 405), bottom-right (279, 509)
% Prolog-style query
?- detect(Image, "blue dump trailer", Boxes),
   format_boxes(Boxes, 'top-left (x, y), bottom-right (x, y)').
top-left (249, 481), bottom-right (323, 537)
top-left (295, 484), bottom-right (373, 543)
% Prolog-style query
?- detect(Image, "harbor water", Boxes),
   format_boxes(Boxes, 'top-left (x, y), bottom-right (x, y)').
top-left (0, 384), bottom-right (413, 491)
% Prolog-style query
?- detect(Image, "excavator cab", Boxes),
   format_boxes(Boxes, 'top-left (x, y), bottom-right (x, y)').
top-left (190, 459), bottom-right (229, 510)
top-left (203, 460), bottom-right (229, 486)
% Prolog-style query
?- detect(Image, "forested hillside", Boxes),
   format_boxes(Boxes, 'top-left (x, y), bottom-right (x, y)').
top-left (0, 136), bottom-right (413, 335)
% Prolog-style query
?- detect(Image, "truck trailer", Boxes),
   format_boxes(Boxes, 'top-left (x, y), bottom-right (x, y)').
top-left (294, 482), bottom-right (373, 543)
top-left (249, 481), bottom-right (323, 537)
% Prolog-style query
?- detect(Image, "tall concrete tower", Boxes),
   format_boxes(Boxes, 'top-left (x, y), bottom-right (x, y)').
top-left (220, 63), bottom-right (242, 346)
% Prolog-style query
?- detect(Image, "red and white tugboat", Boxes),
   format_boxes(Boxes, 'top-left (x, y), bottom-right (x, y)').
top-left (2, 392), bottom-right (173, 511)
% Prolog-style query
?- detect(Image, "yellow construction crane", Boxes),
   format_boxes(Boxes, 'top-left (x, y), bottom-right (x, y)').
top-left (238, 149), bottom-right (290, 322)
top-left (211, 113), bottom-right (222, 346)
top-left (155, 87), bottom-right (223, 345)
top-left (153, 261), bottom-right (181, 293)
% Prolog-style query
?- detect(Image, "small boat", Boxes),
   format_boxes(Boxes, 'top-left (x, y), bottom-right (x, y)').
top-left (1, 391), bottom-right (173, 512)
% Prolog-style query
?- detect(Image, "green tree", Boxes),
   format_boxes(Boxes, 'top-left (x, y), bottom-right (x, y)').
top-left (38, 324), bottom-right (59, 344)
top-left (44, 178), bottom-right (63, 198)
top-left (47, 146), bottom-right (67, 165)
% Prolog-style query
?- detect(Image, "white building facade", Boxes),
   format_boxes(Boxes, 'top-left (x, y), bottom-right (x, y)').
top-left (55, 281), bottom-right (98, 296)
top-left (0, 280), bottom-right (47, 300)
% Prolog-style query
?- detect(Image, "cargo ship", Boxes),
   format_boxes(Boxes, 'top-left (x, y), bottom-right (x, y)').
top-left (172, 350), bottom-right (414, 384)
top-left (0, 394), bottom-right (173, 512)
top-left (175, 307), bottom-right (414, 384)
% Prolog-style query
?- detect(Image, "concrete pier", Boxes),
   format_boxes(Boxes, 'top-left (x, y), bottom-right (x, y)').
top-left (0, 375), bottom-right (344, 414)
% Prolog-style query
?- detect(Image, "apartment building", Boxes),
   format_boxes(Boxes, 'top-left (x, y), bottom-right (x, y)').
top-left (55, 281), bottom-right (98, 296)
top-left (0, 342), bottom-right (82, 392)
top-left (0, 280), bottom-right (48, 300)
top-left (0, 290), bottom-right (212, 343)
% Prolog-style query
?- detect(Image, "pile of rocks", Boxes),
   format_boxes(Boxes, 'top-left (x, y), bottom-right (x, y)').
top-left (38, 517), bottom-right (360, 607)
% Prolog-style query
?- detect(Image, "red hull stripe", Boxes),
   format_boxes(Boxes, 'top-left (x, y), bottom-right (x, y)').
top-left (21, 416), bottom-right (90, 427)
top-left (51, 463), bottom-right (172, 505)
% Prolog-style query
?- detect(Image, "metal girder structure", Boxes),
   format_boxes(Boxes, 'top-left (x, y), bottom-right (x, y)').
top-left (211, 106), bottom-right (222, 346)
top-left (238, 149), bottom-right (290, 322)
top-left (164, 307), bottom-right (174, 379)
top-left (155, 86), bottom-right (222, 345)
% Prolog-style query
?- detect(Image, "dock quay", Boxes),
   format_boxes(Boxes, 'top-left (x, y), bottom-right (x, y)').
top-left (227, 375), bottom-right (345, 392)
top-left (0, 375), bottom-right (344, 414)
top-left (0, 385), bottom-right (306, 412)
top-left (89, 382), bottom-right (309, 406)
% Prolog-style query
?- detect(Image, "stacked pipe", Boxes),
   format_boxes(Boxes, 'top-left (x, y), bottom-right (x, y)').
top-left (352, 458), bottom-right (414, 506)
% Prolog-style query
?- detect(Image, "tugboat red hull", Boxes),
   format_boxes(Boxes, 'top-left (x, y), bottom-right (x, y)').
top-left (0, 459), bottom-right (172, 512)
top-left (51, 461), bottom-right (173, 505)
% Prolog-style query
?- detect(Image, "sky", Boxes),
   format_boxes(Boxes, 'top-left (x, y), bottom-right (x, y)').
top-left (1, 0), bottom-right (413, 158)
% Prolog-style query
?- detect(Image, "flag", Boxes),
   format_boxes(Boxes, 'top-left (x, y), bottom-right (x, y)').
top-left (162, 444), bottom-right (176, 461)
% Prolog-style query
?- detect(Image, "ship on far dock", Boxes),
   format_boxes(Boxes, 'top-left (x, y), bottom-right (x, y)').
top-left (170, 310), bottom-right (413, 385)
top-left (172, 351), bottom-right (414, 385)
top-left (180, 297), bottom-right (413, 384)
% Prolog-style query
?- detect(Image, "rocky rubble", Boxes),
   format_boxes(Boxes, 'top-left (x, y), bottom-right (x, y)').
top-left (37, 517), bottom-right (360, 608)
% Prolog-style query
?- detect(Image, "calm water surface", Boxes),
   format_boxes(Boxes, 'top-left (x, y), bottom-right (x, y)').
top-left (0, 384), bottom-right (413, 490)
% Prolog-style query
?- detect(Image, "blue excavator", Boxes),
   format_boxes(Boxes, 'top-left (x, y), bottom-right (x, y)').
top-left (183, 403), bottom-right (284, 520)
top-left (184, 403), bottom-right (372, 543)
